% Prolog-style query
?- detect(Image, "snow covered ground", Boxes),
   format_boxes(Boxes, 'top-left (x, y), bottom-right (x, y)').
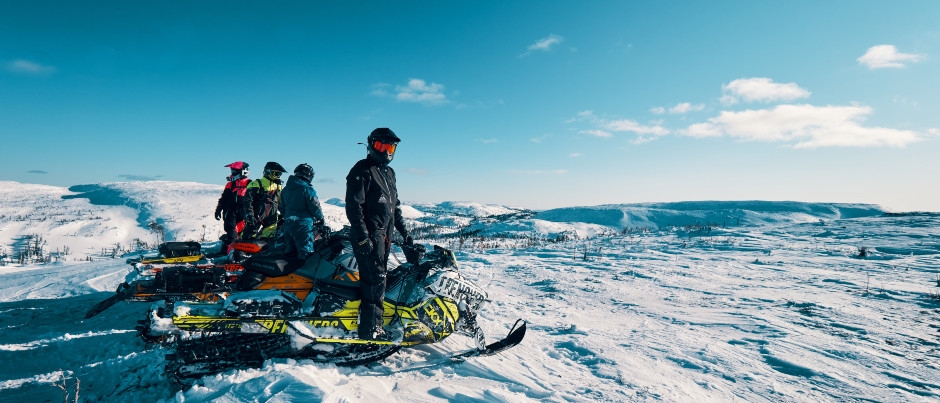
top-left (1, 181), bottom-right (939, 402)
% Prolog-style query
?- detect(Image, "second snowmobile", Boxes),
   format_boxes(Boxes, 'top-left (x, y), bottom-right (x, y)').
top-left (84, 238), bottom-right (273, 319)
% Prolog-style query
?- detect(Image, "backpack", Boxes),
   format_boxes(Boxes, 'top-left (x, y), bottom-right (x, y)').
top-left (252, 178), bottom-right (282, 226)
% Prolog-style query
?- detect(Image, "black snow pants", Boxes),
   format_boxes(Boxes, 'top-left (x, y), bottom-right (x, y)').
top-left (357, 234), bottom-right (389, 337)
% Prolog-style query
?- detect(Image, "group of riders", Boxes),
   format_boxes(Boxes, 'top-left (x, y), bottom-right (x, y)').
top-left (213, 128), bottom-right (411, 340)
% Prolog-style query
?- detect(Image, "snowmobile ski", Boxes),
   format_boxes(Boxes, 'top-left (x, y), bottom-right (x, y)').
top-left (84, 293), bottom-right (123, 319)
top-left (450, 319), bottom-right (526, 360)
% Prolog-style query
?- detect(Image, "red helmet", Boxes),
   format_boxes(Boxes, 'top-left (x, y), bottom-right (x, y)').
top-left (225, 161), bottom-right (249, 180)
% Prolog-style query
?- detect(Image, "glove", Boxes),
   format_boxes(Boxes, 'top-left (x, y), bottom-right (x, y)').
top-left (245, 215), bottom-right (257, 228)
top-left (214, 209), bottom-right (222, 220)
top-left (403, 234), bottom-right (414, 246)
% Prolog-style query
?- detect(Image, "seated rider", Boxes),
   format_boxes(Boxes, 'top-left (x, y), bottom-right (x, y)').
top-left (243, 161), bottom-right (287, 240)
top-left (272, 163), bottom-right (325, 260)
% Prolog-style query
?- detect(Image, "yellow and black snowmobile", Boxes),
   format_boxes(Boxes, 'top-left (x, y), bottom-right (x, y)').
top-left (123, 229), bottom-right (525, 382)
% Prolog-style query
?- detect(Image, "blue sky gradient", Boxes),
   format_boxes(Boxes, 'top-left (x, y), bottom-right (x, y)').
top-left (2, 1), bottom-right (938, 211)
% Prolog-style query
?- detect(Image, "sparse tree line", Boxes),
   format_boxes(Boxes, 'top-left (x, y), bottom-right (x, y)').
top-left (406, 220), bottom-right (735, 253)
top-left (0, 234), bottom-right (162, 266)
top-left (0, 209), bottom-right (106, 223)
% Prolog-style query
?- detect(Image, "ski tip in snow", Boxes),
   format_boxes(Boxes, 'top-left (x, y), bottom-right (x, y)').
top-left (84, 293), bottom-right (123, 319)
top-left (452, 319), bottom-right (526, 360)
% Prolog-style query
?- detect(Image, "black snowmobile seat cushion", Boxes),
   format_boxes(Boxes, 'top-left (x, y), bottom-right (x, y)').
top-left (159, 242), bottom-right (202, 258)
top-left (314, 279), bottom-right (362, 301)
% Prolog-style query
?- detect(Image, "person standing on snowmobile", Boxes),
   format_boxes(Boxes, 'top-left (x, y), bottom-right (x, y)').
top-left (345, 127), bottom-right (413, 341)
top-left (272, 163), bottom-right (325, 260)
top-left (215, 161), bottom-right (251, 250)
top-left (243, 161), bottom-right (287, 240)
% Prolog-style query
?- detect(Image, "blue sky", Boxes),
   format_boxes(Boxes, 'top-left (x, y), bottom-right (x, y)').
top-left (2, 1), bottom-right (938, 211)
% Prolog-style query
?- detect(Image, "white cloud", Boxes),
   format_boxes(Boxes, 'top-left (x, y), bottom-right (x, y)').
top-left (668, 102), bottom-right (705, 114)
top-left (395, 79), bottom-right (448, 105)
top-left (580, 129), bottom-right (613, 138)
top-left (681, 104), bottom-right (921, 148)
top-left (892, 96), bottom-right (918, 107)
top-left (575, 110), bottom-right (596, 120)
top-left (605, 119), bottom-right (669, 136)
top-left (510, 169), bottom-right (568, 175)
top-left (650, 106), bottom-right (666, 115)
top-left (569, 153), bottom-right (582, 157)
top-left (408, 168), bottom-right (428, 176)
top-left (570, 110), bottom-right (668, 141)
top-left (528, 34), bottom-right (563, 51)
top-left (520, 34), bottom-right (564, 57)
top-left (478, 138), bottom-right (499, 144)
top-left (374, 79), bottom-right (448, 105)
top-left (721, 77), bottom-right (810, 104)
top-left (7, 59), bottom-right (55, 75)
top-left (857, 45), bottom-right (923, 69)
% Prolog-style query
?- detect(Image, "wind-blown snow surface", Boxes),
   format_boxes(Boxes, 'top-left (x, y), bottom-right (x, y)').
top-left (1, 181), bottom-right (939, 402)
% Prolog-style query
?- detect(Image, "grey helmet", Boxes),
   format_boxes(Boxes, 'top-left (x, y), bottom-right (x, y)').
top-left (293, 163), bottom-right (315, 183)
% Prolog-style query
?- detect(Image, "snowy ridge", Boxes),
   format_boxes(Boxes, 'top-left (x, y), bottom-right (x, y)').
top-left (1, 181), bottom-right (349, 263)
top-left (3, 181), bottom-right (890, 261)
top-left (1, 181), bottom-right (939, 402)
top-left (0, 181), bottom-right (152, 262)
top-left (535, 201), bottom-right (888, 229)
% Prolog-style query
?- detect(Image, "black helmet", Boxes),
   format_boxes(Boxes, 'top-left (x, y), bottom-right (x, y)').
top-left (293, 163), bottom-right (314, 183)
top-left (366, 128), bottom-right (400, 165)
top-left (263, 161), bottom-right (286, 181)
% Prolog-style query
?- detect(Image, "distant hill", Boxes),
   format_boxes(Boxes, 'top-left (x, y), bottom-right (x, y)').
top-left (0, 181), bottom-right (890, 263)
top-left (535, 201), bottom-right (887, 229)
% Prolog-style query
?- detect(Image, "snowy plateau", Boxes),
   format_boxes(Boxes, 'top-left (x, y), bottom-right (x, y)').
top-left (0, 180), bottom-right (938, 402)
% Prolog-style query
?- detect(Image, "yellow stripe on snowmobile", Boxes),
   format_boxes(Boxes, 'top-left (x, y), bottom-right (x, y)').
top-left (140, 255), bottom-right (205, 264)
top-left (311, 338), bottom-right (425, 346)
top-left (172, 298), bottom-right (461, 337)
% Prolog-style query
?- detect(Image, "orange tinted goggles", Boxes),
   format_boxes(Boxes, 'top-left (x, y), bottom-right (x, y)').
top-left (373, 141), bottom-right (397, 153)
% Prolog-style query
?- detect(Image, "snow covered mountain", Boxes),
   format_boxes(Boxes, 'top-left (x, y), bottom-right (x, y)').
top-left (1, 180), bottom-right (938, 402)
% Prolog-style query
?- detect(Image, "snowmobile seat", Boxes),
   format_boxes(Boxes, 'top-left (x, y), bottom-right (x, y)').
top-left (314, 278), bottom-right (361, 301)
top-left (242, 255), bottom-right (305, 277)
top-left (159, 242), bottom-right (201, 258)
top-left (237, 255), bottom-right (306, 290)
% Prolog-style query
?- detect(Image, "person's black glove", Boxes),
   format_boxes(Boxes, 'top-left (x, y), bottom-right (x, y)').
top-left (245, 214), bottom-right (257, 228)
top-left (314, 221), bottom-right (328, 238)
top-left (403, 234), bottom-right (414, 246)
top-left (214, 209), bottom-right (222, 220)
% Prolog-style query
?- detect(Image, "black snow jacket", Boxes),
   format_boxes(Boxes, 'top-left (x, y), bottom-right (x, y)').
top-left (345, 156), bottom-right (409, 248)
